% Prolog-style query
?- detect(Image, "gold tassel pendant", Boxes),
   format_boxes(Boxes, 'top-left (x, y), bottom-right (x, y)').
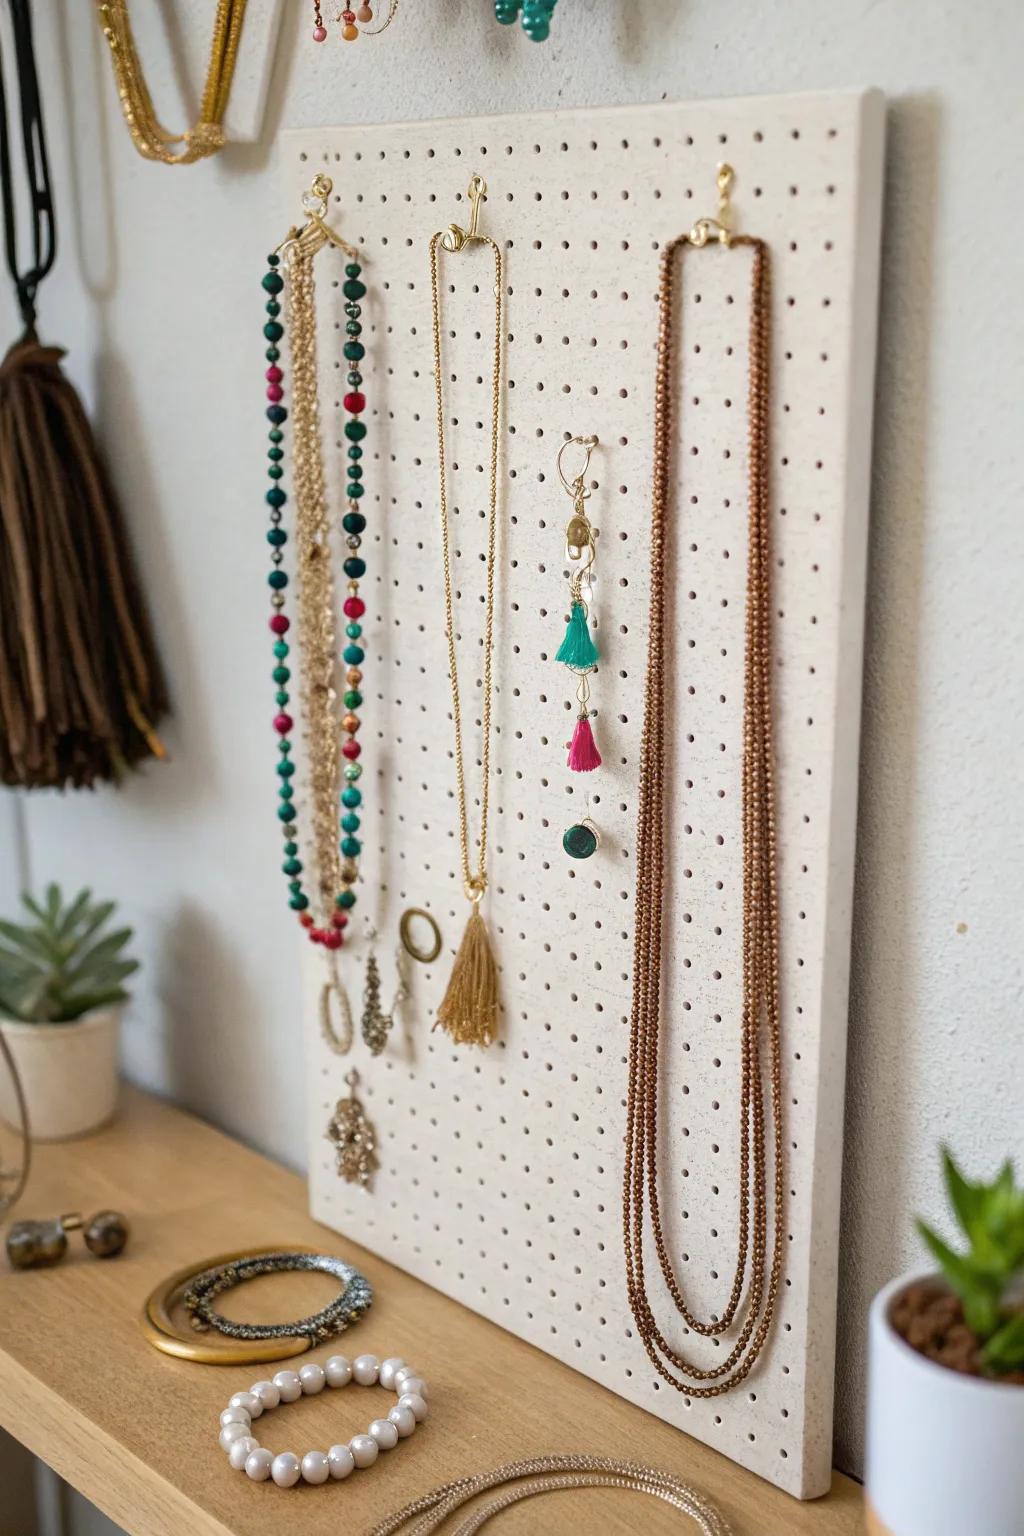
top-left (434, 906), bottom-right (500, 1047)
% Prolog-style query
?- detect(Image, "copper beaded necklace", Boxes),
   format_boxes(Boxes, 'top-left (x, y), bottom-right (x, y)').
top-left (623, 167), bottom-right (785, 1397)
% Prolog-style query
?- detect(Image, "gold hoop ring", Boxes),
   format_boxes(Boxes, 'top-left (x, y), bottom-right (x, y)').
top-left (399, 907), bottom-right (442, 965)
top-left (141, 1246), bottom-right (323, 1365)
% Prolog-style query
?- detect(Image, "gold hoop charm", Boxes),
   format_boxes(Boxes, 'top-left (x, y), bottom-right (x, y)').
top-left (399, 907), bottom-right (443, 964)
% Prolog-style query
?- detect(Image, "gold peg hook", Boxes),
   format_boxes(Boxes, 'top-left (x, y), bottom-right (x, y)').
top-left (441, 174), bottom-right (488, 253)
top-left (687, 162), bottom-right (737, 249)
top-left (716, 162), bottom-right (733, 219)
top-left (276, 174), bottom-right (360, 264)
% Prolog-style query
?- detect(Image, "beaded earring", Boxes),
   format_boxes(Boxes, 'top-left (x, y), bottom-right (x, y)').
top-left (555, 435), bottom-right (602, 775)
top-left (326, 1070), bottom-right (377, 1188)
top-left (360, 938), bottom-right (408, 1056)
top-left (311, 0), bottom-right (399, 42)
top-left (494, 0), bottom-right (559, 41)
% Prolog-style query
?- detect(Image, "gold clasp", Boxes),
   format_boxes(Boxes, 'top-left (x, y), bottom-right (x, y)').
top-left (687, 163), bottom-right (736, 248)
top-left (276, 174), bottom-right (360, 265)
top-left (441, 175), bottom-right (488, 253)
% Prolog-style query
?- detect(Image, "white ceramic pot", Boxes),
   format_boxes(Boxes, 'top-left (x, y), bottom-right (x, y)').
top-left (0, 1007), bottom-right (122, 1142)
top-left (866, 1271), bottom-right (1024, 1536)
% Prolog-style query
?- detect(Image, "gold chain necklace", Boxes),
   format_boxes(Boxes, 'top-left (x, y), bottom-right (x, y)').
top-left (427, 176), bottom-right (502, 1047)
top-left (276, 180), bottom-right (362, 939)
top-left (95, 0), bottom-right (247, 164)
top-left (623, 166), bottom-right (784, 1397)
top-left (369, 1454), bottom-right (731, 1535)
top-left (285, 235), bottom-right (343, 926)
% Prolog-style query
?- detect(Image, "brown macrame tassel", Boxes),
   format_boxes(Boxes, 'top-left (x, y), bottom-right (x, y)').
top-left (434, 906), bottom-right (500, 1047)
top-left (0, 335), bottom-right (168, 787)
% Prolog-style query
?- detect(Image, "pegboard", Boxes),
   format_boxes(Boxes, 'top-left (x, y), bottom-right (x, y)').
top-left (287, 90), bottom-right (885, 1499)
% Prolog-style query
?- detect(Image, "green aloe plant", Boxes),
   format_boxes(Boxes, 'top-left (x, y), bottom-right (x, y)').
top-left (0, 885), bottom-right (138, 1024)
top-left (918, 1148), bottom-right (1024, 1375)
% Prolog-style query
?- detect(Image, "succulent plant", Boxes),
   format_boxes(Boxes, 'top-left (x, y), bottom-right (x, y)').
top-left (0, 885), bottom-right (138, 1024)
top-left (918, 1148), bottom-right (1024, 1374)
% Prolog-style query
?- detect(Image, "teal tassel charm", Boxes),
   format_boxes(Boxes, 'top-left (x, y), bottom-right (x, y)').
top-left (555, 601), bottom-right (599, 670)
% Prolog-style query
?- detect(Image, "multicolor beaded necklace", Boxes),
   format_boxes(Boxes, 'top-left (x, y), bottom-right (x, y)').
top-left (262, 177), bottom-right (367, 951)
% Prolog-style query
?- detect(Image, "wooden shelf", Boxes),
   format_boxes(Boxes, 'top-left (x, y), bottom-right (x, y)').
top-left (0, 1088), bottom-right (863, 1535)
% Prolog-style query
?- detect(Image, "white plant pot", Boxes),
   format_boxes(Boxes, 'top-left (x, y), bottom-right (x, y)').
top-left (0, 1007), bottom-right (122, 1142)
top-left (866, 1271), bottom-right (1024, 1536)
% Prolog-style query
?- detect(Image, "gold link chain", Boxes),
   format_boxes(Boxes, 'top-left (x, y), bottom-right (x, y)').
top-left (95, 0), bottom-right (247, 165)
top-left (427, 227), bottom-right (502, 906)
top-left (284, 238), bottom-right (344, 924)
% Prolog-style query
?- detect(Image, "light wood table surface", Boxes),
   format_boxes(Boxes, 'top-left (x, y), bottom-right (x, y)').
top-left (0, 1087), bottom-right (863, 1535)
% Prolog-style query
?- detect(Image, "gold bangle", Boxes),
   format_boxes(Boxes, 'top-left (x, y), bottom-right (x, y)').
top-left (141, 1246), bottom-right (319, 1366)
top-left (399, 907), bottom-right (442, 965)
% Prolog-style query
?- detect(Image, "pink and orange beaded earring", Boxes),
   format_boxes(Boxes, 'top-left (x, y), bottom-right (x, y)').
top-left (311, 0), bottom-right (399, 42)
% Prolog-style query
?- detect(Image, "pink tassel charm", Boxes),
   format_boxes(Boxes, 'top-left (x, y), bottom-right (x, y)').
top-left (567, 714), bottom-right (602, 772)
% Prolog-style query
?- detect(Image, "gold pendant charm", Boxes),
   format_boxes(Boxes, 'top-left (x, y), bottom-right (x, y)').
top-left (326, 1070), bottom-right (377, 1189)
top-left (360, 952), bottom-right (393, 1057)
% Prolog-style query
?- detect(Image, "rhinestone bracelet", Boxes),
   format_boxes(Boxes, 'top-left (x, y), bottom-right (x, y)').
top-left (183, 1251), bottom-right (372, 1343)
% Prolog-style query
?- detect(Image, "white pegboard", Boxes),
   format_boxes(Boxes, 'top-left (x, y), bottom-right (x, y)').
top-left (288, 90), bottom-right (885, 1499)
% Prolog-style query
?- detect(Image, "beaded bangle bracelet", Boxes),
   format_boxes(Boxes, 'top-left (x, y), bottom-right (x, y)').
top-left (219, 1353), bottom-right (429, 1487)
top-left (183, 1251), bottom-right (373, 1343)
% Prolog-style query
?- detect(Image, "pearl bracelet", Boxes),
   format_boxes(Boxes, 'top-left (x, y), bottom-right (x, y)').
top-left (218, 1353), bottom-right (429, 1487)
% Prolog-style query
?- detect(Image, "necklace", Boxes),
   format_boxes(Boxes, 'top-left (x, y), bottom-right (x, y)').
top-left (427, 176), bottom-right (502, 1047)
top-left (623, 166), bottom-right (784, 1397)
top-left (95, 0), bottom-right (247, 165)
top-left (369, 1454), bottom-right (731, 1535)
top-left (265, 176), bottom-right (366, 950)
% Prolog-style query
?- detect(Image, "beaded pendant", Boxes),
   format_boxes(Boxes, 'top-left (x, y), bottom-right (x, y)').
top-left (261, 230), bottom-right (368, 950)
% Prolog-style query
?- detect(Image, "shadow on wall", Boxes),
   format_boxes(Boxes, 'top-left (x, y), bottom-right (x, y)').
top-left (834, 88), bottom-right (942, 1478)
top-left (141, 898), bottom-right (270, 1145)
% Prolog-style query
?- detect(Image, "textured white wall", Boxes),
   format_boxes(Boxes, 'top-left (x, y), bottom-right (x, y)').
top-left (1, 0), bottom-right (1022, 1505)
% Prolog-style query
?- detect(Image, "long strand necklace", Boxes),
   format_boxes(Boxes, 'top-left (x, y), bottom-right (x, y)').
top-left (427, 176), bottom-right (502, 1047)
top-left (95, 0), bottom-right (247, 165)
top-left (623, 166), bottom-right (784, 1396)
top-left (263, 176), bottom-right (367, 951)
top-left (369, 1454), bottom-right (731, 1535)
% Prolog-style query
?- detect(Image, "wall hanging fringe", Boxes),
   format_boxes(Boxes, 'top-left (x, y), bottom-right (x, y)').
top-left (0, 0), bottom-right (167, 787)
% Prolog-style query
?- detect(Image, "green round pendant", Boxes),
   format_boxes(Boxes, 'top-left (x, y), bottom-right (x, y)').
top-left (563, 822), bottom-right (598, 860)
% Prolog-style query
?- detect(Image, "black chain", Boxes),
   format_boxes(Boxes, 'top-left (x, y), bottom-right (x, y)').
top-left (0, 0), bottom-right (56, 331)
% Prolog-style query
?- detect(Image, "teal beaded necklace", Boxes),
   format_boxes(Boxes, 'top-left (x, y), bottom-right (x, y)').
top-left (262, 180), bottom-right (368, 950)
